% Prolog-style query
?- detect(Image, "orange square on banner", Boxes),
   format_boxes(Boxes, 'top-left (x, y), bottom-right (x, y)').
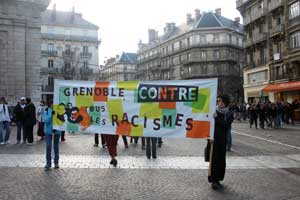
top-left (186, 121), bottom-right (210, 138)
top-left (159, 102), bottom-right (176, 109)
top-left (116, 121), bottom-right (131, 136)
top-left (94, 81), bottom-right (110, 102)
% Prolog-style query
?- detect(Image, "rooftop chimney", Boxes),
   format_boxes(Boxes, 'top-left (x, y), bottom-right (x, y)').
top-left (148, 29), bottom-right (158, 43)
top-left (234, 17), bottom-right (240, 26)
top-left (215, 8), bottom-right (221, 16)
top-left (164, 22), bottom-right (176, 34)
top-left (195, 9), bottom-right (201, 21)
top-left (51, 3), bottom-right (56, 22)
top-left (71, 6), bottom-right (75, 23)
top-left (186, 13), bottom-right (193, 24)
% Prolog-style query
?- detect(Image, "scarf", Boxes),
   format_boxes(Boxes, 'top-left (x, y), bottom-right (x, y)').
top-left (217, 106), bottom-right (229, 115)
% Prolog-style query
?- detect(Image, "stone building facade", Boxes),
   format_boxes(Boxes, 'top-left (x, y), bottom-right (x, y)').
top-left (40, 7), bottom-right (100, 101)
top-left (237, 0), bottom-right (300, 103)
top-left (137, 9), bottom-right (244, 101)
top-left (100, 52), bottom-right (137, 81)
top-left (0, 0), bottom-right (50, 106)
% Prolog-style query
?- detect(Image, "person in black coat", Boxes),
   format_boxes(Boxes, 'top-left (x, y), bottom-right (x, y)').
top-left (23, 98), bottom-right (36, 144)
top-left (208, 94), bottom-right (230, 190)
top-left (13, 97), bottom-right (26, 144)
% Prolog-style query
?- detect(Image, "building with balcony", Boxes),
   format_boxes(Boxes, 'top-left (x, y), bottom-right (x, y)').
top-left (40, 6), bottom-right (100, 101)
top-left (237, 0), bottom-right (300, 103)
top-left (136, 9), bottom-right (244, 101)
top-left (0, 0), bottom-right (50, 106)
top-left (100, 52), bottom-right (137, 81)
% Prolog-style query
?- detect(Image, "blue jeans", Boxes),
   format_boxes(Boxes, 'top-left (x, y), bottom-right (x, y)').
top-left (45, 134), bottom-right (60, 167)
top-left (226, 127), bottom-right (232, 150)
top-left (0, 121), bottom-right (10, 143)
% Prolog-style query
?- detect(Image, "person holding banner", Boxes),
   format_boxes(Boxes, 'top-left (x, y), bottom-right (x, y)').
top-left (208, 94), bottom-right (230, 190)
top-left (43, 100), bottom-right (62, 170)
top-left (103, 134), bottom-right (119, 167)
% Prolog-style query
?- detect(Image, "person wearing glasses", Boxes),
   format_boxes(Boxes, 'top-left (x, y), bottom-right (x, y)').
top-left (208, 94), bottom-right (231, 190)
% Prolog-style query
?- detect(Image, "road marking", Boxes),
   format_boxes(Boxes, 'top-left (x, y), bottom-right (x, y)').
top-left (232, 131), bottom-right (300, 150)
top-left (0, 154), bottom-right (299, 169)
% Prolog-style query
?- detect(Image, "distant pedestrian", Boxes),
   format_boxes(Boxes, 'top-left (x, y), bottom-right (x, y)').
top-left (44, 100), bottom-right (62, 170)
top-left (23, 98), bottom-right (36, 144)
top-left (37, 100), bottom-right (46, 140)
top-left (103, 134), bottom-right (119, 167)
top-left (13, 97), bottom-right (26, 144)
top-left (0, 97), bottom-right (11, 145)
top-left (146, 137), bottom-right (157, 159)
top-left (94, 133), bottom-right (106, 148)
top-left (208, 94), bottom-right (230, 190)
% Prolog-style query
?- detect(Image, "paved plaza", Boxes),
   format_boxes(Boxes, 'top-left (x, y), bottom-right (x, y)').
top-left (0, 122), bottom-right (300, 200)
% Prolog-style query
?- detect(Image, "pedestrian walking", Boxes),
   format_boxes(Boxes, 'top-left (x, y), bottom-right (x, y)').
top-left (0, 97), bottom-right (11, 145)
top-left (44, 100), bottom-right (62, 170)
top-left (248, 104), bottom-right (258, 129)
top-left (37, 100), bottom-right (46, 140)
top-left (94, 133), bottom-right (106, 148)
top-left (146, 137), bottom-right (157, 159)
top-left (208, 94), bottom-right (230, 190)
top-left (103, 134), bottom-right (119, 167)
top-left (14, 97), bottom-right (26, 144)
top-left (23, 98), bottom-right (36, 144)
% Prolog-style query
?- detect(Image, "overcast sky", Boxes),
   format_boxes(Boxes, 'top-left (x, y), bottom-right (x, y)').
top-left (47, 0), bottom-right (241, 65)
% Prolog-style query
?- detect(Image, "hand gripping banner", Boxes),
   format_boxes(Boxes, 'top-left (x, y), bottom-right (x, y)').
top-left (53, 79), bottom-right (217, 139)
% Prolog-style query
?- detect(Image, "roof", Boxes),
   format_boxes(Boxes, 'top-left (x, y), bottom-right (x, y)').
top-left (117, 52), bottom-right (138, 64)
top-left (42, 10), bottom-right (99, 30)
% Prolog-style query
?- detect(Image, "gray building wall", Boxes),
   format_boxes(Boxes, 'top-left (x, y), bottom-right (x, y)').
top-left (0, 0), bottom-right (50, 106)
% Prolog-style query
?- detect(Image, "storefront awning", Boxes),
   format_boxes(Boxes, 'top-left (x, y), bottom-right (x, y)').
top-left (263, 81), bottom-right (300, 92)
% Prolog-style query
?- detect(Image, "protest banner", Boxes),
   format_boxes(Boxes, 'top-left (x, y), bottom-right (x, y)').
top-left (53, 79), bottom-right (217, 139)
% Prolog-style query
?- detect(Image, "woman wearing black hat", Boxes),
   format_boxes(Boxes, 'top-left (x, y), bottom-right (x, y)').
top-left (208, 94), bottom-right (231, 190)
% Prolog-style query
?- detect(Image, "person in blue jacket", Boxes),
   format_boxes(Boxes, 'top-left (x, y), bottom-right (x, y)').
top-left (43, 100), bottom-right (62, 171)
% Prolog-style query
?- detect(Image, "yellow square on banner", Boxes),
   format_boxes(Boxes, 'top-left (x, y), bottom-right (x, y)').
top-left (117, 81), bottom-right (139, 91)
top-left (130, 124), bottom-right (143, 136)
top-left (53, 105), bottom-right (64, 126)
top-left (192, 88), bottom-right (210, 113)
top-left (107, 99), bottom-right (123, 119)
top-left (140, 103), bottom-right (162, 119)
top-left (76, 95), bottom-right (94, 107)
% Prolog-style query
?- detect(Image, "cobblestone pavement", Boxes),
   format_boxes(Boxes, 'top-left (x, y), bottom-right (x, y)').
top-left (0, 122), bottom-right (300, 200)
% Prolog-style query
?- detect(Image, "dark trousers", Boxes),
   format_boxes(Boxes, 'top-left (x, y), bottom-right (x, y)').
top-left (46, 134), bottom-right (60, 167)
top-left (61, 131), bottom-right (65, 141)
top-left (122, 136), bottom-right (128, 146)
top-left (103, 134), bottom-right (119, 157)
top-left (141, 137), bottom-right (145, 148)
top-left (250, 118), bottom-right (257, 128)
top-left (146, 137), bottom-right (157, 158)
top-left (130, 136), bottom-right (139, 144)
top-left (25, 124), bottom-right (34, 143)
top-left (95, 134), bottom-right (105, 145)
top-left (16, 121), bottom-right (25, 142)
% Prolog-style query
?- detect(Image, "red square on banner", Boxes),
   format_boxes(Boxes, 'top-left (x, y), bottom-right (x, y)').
top-left (186, 121), bottom-right (210, 138)
top-left (94, 81), bottom-right (110, 102)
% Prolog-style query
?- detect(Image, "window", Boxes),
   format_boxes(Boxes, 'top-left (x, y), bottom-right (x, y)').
top-left (48, 43), bottom-right (54, 52)
top-left (83, 46), bottom-right (88, 53)
top-left (173, 41), bottom-right (180, 51)
top-left (48, 59), bottom-right (53, 68)
top-left (291, 31), bottom-right (300, 49)
top-left (48, 77), bottom-right (54, 87)
top-left (213, 34), bottom-right (220, 44)
top-left (200, 51), bottom-right (207, 60)
top-left (213, 50), bottom-right (220, 59)
top-left (200, 35), bottom-right (206, 44)
top-left (83, 61), bottom-right (88, 68)
top-left (248, 70), bottom-right (268, 84)
top-left (289, 1), bottom-right (300, 19)
top-left (65, 45), bottom-right (71, 53)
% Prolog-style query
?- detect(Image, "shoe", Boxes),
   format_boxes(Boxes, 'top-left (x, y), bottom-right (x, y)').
top-left (44, 165), bottom-right (51, 171)
top-left (142, 146), bottom-right (146, 150)
top-left (0, 142), bottom-right (5, 145)
top-left (112, 159), bottom-right (117, 167)
top-left (211, 182), bottom-right (219, 190)
top-left (110, 159), bottom-right (114, 165)
top-left (4, 141), bottom-right (10, 145)
top-left (61, 139), bottom-right (66, 142)
top-left (158, 144), bottom-right (161, 148)
top-left (147, 156), bottom-right (151, 159)
top-left (125, 145), bottom-right (129, 148)
top-left (152, 156), bottom-right (157, 159)
top-left (54, 164), bottom-right (59, 169)
top-left (216, 181), bottom-right (223, 189)
top-left (93, 144), bottom-right (98, 147)
top-left (102, 144), bottom-right (106, 149)
top-left (15, 141), bottom-right (20, 145)
top-left (26, 142), bottom-right (34, 146)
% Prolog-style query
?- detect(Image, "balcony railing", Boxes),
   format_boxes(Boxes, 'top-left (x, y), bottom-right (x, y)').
top-left (40, 67), bottom-right (63, 75)
top-left (41, 50), bottom-right (57, 57)
top-left (268, 0), bottom-right (283, 12)
top-left (257, 58), bottom-right (267, 66)
top-left (289, 15), bottom-right (300, 28)
top-left (80, 67), bottom-right (93, 76)
top-left (80, 52), bottom-right (92, 59)
top-left (270, 24), bottom-right (285, 36)
top-left (252, 8), bottom-right (267, 21)
top-left (42, 85), bottom-right (54, 92)
top-left (62, 50), bottom-right (75, 58)
top-left (253, 32), bottom-right (268, 43)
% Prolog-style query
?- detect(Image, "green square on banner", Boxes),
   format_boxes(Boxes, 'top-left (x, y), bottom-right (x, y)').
top-left (192, 88), bottom-right (210, 113)
top-left (162, 109), bottom-right (176, 129)
top-left (89, 109), bottom-right (101, 125)
top-left (59, 87), bottom-right (70, 105)
top-left (67, 122), bottom-right (79, 132)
